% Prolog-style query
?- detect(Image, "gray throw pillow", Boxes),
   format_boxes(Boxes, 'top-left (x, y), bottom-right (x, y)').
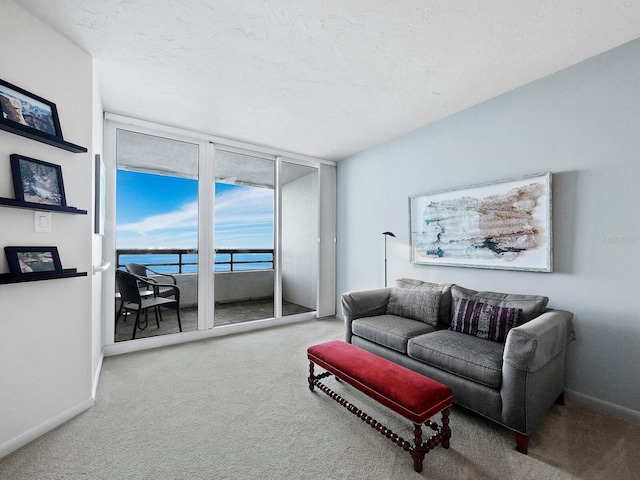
top-left (386, 287), bottom-right (441, 327)
top-left (451, 285), bottom-right (548, 325)
top-left (396, 278), bottom-right (453, 325)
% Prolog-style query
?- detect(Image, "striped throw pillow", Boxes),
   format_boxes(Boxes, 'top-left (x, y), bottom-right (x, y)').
top-left (449, 298), bottom-right (520, 343)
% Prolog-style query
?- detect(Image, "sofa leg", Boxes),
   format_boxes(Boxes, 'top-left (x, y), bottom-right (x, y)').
top-left (555, 390), bottom-right (565, 405)
top-left (515, 433), bottom-right (529, 454)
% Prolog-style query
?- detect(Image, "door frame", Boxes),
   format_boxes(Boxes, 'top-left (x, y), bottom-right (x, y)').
top-left (102, 113), bottom-right (335, 356)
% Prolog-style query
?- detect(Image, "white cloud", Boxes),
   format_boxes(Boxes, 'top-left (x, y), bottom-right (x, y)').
top-left (117, 200), bottom-right (198, 235)
top-left (215, 186), bottom-right (273, 227)
top-left (116, 184), bottom-right (274, 249)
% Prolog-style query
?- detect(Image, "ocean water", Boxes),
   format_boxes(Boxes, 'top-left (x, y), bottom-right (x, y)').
top-left (118, 253), bottom-right (273, 273)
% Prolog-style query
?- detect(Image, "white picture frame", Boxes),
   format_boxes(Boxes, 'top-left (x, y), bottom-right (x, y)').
top-left (409, 172), bottom-right (552, 272)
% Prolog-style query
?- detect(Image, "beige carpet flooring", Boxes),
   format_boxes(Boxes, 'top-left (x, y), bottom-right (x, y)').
top-left (1, 318), bottom-right (639, 479)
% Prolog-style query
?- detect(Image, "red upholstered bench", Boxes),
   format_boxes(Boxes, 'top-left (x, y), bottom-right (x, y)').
top-left (307, 340), bottom-right (453, 472)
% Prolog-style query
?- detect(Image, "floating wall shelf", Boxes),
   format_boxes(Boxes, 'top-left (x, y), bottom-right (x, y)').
top-left (0, 197), bottom-right (87, 214)
top-left (0, 199), bottom-right (87, 284)
top-left (0, 269), bottom-right (87, 284)
top-left (0, 123), bottom-right (87, 153)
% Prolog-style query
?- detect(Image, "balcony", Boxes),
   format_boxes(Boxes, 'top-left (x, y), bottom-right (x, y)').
top-left (114, 248), bottom-right (315, 342)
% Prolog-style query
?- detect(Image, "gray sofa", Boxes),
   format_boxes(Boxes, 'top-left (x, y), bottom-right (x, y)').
top-left (342, 278), bottom-right (575, 454)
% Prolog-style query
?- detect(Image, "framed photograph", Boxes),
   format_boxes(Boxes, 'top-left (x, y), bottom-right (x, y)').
top-left (0, 78), bottom-right (63, 141)
top-left (94, 154), bottom-right (105, 235)
top-left (5, 246), bottom-right (64, 277)
top-left (10, 154), bottom-right (66, 206)
top-left (409, 172), bottom-right (552, 272)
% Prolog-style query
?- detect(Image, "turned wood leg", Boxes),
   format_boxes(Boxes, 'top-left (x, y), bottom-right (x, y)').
top-left (410, 423), bottom-right (425, 473)
top-left (310, 370), bottom-right (453, 472)
top-left (515, 433), bottom-right (529, 454)
top-left (555, 390), bottom-right (565, 405)
top-left (308, 361), bottom-right (315, 391)
top-left (441, 408), bottom-right (451, 449)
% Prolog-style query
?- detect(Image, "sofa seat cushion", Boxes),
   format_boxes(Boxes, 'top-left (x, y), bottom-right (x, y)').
top-left (407, 330), bottom-right (505, 389)
top-left (352, 315), bottom-right (436, 354)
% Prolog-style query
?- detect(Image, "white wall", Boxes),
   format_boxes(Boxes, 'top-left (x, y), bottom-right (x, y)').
top-left (0, 1), bottom-right (96, 456)
top-left (337, 38), bottom-right (640, 419)
top-left (91, 61), bottom-right (105, 396)
top-left (215, 270), bottom-right (274, 303)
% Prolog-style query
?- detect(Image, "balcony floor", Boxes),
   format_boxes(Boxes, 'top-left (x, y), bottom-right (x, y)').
top-left (114, 299), bottom-right (314, 342)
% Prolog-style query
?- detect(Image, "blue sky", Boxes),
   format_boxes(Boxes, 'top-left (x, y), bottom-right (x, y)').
top-left (116, 170), bottom-right (274, 249)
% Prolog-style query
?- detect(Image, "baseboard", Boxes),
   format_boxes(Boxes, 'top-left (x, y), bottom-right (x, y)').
top-left (566, 389), bottom-right (640, 424)
top-left (0, 397), bottom-right (95, 459)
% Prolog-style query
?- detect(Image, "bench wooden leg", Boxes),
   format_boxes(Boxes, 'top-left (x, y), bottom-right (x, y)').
top-left (308, 361), bottom-right (315, 391)
top-left (410, 424), bottom-right (426, 472)
top-left (308, 361), bottom-right (332, 392)
top-left (515, 433), bottom-right (529, 454)
top-left (441, 408), bottom-right (451, 449)
top-left (309, 371), bottom-right (451, 473)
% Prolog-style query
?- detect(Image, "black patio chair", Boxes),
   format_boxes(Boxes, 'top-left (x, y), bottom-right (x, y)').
top-left (125, 263), bottom-right (177, 299)
top-left (115, 269), bottom-right (182, 340)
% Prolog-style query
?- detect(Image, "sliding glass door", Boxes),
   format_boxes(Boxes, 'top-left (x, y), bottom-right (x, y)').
top-left (114, 128), bottom-right (199, 342)
top-left (211, 151), bottom-right (320, 325)
top-left (103, 115), bottom-right (335, 351)
top-left (213, 149), bottom-right (275, 325)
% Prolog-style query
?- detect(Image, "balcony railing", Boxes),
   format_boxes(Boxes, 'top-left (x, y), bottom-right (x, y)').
top-left (116, 248), bottom-right (274, 273)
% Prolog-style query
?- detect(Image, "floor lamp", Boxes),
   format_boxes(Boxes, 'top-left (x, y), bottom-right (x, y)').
top-left (382, 231), bottom-right (396, 287)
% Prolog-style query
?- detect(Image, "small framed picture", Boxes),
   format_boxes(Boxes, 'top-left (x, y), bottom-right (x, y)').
top-left (5, 246), bottom-right (64, 277)
top-left (0, 78), bottom-right (63, 141)
top-left (10, 154), bottom-right (66, 206)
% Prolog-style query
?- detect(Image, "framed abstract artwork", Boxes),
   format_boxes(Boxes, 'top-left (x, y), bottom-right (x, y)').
top-left (409, 172), bottom-right (552, 272)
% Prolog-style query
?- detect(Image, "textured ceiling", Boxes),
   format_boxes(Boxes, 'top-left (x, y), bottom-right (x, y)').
top-left (13, 0), bottom-right (640, 161)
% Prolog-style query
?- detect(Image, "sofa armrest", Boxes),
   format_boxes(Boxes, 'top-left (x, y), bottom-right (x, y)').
top-left (501, 309), bottom-right (574, 434)
top-left (503, 309), bottom-right (574, 372)
top-left (342, 288), bottom-right (391, 342)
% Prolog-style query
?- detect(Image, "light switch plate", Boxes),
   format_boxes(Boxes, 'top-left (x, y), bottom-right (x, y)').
top-left (34, 211), bottom-right (51, 232)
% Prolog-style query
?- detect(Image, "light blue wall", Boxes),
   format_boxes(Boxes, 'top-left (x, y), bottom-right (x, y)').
top-left (337, 38), bottom-right (640, 417)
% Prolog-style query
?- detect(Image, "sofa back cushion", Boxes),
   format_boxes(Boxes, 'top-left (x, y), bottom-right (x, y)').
top-left (396, 278), bottom-right (453, 326)
top-left (386, 287), bottom-right (441, 327)
top-left (450, 298), bottom-right (520, 343)
top-left (451, 285), bottom-right (548, 325)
